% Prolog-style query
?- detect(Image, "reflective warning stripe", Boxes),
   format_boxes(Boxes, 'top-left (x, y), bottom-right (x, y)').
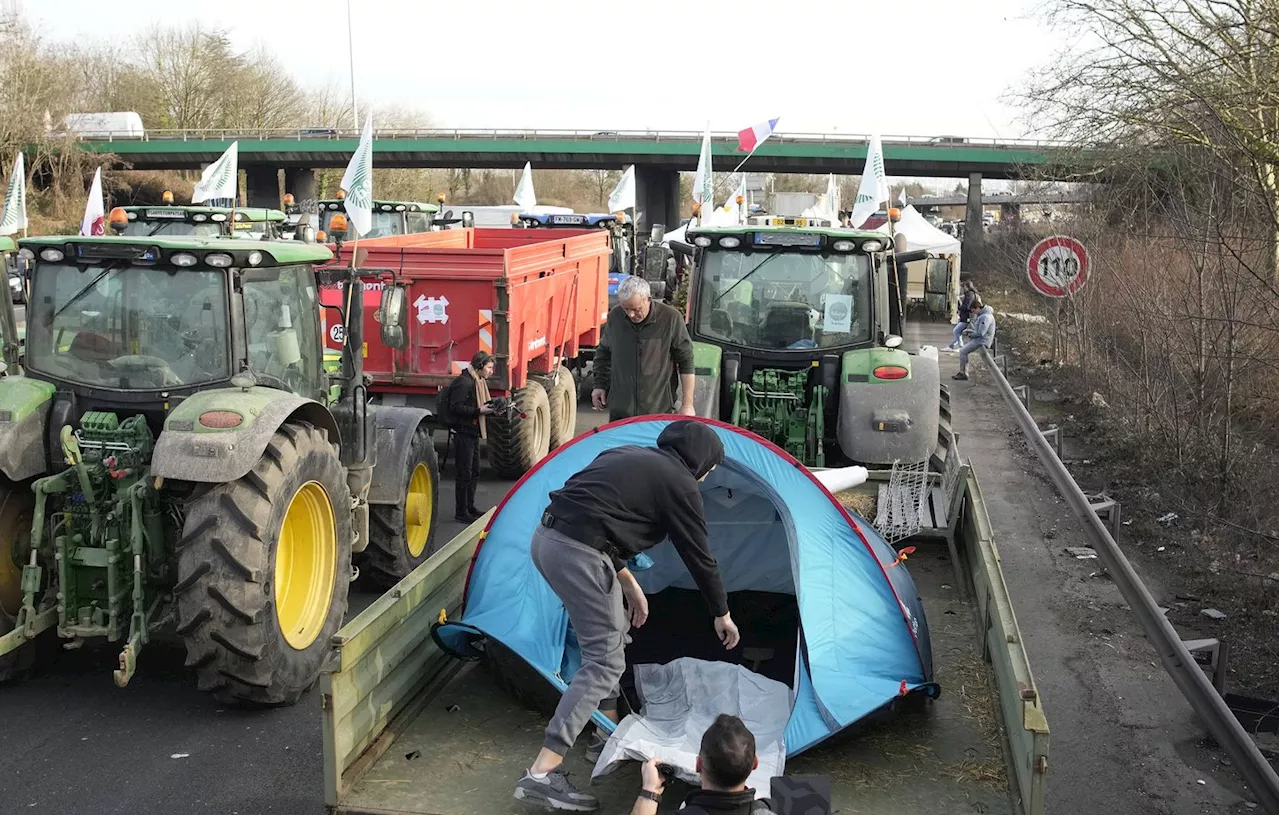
top-left (478, 309), bottom-right (493, 354)
top-left (451, 361), bottom-right (466, 374)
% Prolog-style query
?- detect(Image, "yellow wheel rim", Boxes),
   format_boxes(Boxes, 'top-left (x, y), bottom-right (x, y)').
top-left (0, 495), bottom-right (33, 618)
top-left (274, 481), bottom-right (337, 650)
top-left (404, 463), bottom-right (433, 558)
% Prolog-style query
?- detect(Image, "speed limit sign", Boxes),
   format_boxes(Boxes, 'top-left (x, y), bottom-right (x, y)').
top-left (1027, 235), bottom-right (1089, 298)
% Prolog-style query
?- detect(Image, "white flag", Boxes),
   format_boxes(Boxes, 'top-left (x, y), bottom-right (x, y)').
top-left (0, 153), bottom-right (28, 236)
top-left (692, 125), bottom-right (713, 219)
top-left (849, 134), bottom-right (890, 228)
top-left (825, 174), bottom-right (840, 222)
top-left (340, 114), bottom-right (374, 236)
top-left (192, 141), bottom-right (239, 204)
top-left (897, 188), bottom-right (907, 207)
top-left (607, 165), bottom-right (636, 212)
top-left (80, 167), bottom-right (105, 237)
top-left (513, 162), bottom-right (537, 210)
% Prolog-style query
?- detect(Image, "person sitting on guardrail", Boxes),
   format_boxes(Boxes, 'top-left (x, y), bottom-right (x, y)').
top-left (953, 300), bottom-right (995, 381)
top-left (632, 714), bottom-right (775, 815)
top-left (947, 280), bottom-right (979, 351)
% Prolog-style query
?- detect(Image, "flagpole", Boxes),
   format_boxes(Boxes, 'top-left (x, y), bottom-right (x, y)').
top-left (346, 0), bottom-right (359, 132)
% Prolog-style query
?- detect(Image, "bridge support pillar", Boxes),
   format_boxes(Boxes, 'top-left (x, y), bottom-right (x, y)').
top-left (635, 167), bottom-right (680, 238)
top-left (284, 169), bottom-right (317, 209)
top-left (244, 167), bottom-right (281, 209)
top-left (962, 172), bottom-right (984, 270)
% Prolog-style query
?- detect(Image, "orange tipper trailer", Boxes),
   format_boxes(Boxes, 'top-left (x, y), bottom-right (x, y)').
top-left (319, 227), bottom-right (610, 476)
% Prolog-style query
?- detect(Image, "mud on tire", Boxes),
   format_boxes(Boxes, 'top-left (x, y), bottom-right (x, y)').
top-left (540, 365), bottom-right (578, 451)
top-left (0, 481), bottom-right (37, 683)
top-left (175, 422), bottom-right (352, 706)
top-left (361, 426), bottom-right (440, 589)
top-left (487, 381), bottom-right (551, 479)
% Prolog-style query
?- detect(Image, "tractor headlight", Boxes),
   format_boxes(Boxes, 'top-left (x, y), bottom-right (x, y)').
top-left (247, 251), bottom-right (264, 266)
top-left (380, 204), bottom-right (392, 211)
top-left (693, 236), bottom-right (712, 247)
top-left (17, 248), bottom-right (34, 261)
top-left (210, 213), bottom-right (228, 222)
top-left (192, 213), bottom-right (208, 222)
top-left (394, 204), bottom-right (406, 211)
top-left (204, 253), bottom-right (233, 268)
top-left (171, 252), bottom-right (198, 267)
top-left (127, 211), bottom-right (138, 220)
top-left (718, 237), bottom-right (740, 248)
top-left (831, 240), bottom-right (855, 252)
top-left (860, 240), bottom-right (883, 253)
top-left (38, 248), bottom-right (64, 262)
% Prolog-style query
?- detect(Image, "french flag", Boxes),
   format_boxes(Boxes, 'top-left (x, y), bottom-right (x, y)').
top-left (737, 118), bottom-right (779, 153)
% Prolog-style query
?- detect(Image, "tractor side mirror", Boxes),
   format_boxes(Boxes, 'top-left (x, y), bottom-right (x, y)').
top-left (461, 211), bottom-right (475, 228)
top-left (378, 285), bottom-right (408, 350)
top-left (295, 224), bottom-right (316, 243)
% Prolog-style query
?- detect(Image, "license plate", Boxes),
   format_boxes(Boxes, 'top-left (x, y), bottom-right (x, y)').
top-left (552, 215), bottom-right (584, 225)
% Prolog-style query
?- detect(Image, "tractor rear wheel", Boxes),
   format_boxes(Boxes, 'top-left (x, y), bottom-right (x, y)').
top-left (0, 482), bottom-right (36, 683)
top-left (362, 427), bottom-right (441, 588)
top-left (541, 365), bottom-right (578, 451)
top-left (487, 382), bottom-right (551, 479)
top-left (175, 422), bottom-right (352, 706)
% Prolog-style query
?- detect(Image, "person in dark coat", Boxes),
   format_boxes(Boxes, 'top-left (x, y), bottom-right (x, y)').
top-left (440, 351), bottom-right (495, 522)
top-left (947, 280), bottom-right (979, 351)
top-left (632, 715), bottom-right (775, 815)
top-left (513, 420), bottom-right (740, 812)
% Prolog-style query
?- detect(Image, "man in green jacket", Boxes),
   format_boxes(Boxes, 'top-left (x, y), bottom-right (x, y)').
top-left (592, 276), bottom-right (697, 421)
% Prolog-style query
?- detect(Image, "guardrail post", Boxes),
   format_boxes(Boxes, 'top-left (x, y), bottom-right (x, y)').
top-left (993, 354), bottom-right (1007, 375)
top-left (1086, 492), bottom-right (1122, 542)
top-left (1013, 384), bottom-right (1032, 412)
top-left (1182, 638), bottom-right (1229, 696)
top-left (1040, 425), bottom-right (1062, 459)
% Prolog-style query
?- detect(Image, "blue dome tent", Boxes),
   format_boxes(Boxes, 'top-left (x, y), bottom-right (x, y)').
top-left (435, 416), bottom-right (937, 758)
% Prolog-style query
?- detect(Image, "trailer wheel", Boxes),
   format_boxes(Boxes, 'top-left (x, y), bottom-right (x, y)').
top-left (361, 426), bottom-right (440, 588)
top-left (487, 382), bottom-right (551, 479)
top-left (175, 422), bottom-right (352, 706)
top-left (0, 482), bottom-right (36, 683)
top-left (541, 365), bottom-right (578, 451)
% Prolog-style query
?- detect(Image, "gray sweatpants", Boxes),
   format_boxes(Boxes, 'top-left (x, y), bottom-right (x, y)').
top-left (530, 525), bottom-right (628, 756)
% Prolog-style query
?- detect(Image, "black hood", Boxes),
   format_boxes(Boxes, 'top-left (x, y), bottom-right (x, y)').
top-left (657, 420), bottom-right (725, 479)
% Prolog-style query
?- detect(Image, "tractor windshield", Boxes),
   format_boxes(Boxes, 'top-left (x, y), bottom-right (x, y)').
top-left (319, 209), bottom-right (407, 238)
top-left (695, 249), bottom-right (872, 350)
top-left (26, 263), bottom-right (231, 390)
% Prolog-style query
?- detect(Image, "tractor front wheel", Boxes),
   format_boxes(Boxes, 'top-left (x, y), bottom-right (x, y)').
top-left (487, 382), bottom-right (551, 479)
top-left (175, 422), bottom-right (352, 706)
top-left (362, 426), bottom-right (441, 588)
top-left (0, 481), bottom-right (36, 683)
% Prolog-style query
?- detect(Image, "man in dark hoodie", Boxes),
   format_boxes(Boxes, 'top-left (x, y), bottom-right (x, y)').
top-left (632, 715), bottom-right (774, 815)
top-left (513, 419), bottom-right (741, 812)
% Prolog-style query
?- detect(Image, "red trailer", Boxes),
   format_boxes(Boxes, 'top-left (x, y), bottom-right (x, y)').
top-left (319, 228), bottom-right (610, 477)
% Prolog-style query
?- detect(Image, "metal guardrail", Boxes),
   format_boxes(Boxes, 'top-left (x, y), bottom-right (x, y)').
top-left (71, 127), bottom-right (1081, 150)
top-left (979, 347), bottom-right (1279, 812)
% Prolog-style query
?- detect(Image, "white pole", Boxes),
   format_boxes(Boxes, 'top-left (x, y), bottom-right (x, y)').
top-left (346, 0), bottom-right (359, 131)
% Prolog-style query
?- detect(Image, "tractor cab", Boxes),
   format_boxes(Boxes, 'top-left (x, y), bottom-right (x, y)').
top-left (516, 212), bottom-right (637, 299)
top-left (0, 233), bottom-right (441, 701)
top-left (316, 194), bottom-right (440, 239)
top-left (111, 204), bottom-right (288, 242)
top-left (684, 215), bottom-right (943, 469)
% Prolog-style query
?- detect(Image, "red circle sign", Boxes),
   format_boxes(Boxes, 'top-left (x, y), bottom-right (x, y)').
top-left (1027, 235), bottom-right (1089, 298)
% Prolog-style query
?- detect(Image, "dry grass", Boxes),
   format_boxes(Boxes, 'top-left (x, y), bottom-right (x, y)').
top-left (835, 490), bottom-right (877, 521)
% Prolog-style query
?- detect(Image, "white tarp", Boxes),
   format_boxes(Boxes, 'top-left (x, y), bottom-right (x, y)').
top-left (876, 205), bottom-right (961, 256)
top-left (592, 659), bottom-right (790, 801)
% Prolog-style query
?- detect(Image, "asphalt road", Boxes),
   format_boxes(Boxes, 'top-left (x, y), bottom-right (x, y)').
top-left (0, 397), bottom-right (609, 815)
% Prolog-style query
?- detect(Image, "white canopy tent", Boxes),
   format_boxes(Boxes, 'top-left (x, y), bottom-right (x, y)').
top-left (876, 205), bottom-right (962, 320)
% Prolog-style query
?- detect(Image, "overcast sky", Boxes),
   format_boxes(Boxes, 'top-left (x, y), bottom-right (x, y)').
top-left (26, 0), bottom-right (1051, 139)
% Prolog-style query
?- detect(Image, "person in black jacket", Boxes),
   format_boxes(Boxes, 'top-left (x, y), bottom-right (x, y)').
top-left (632, 715), bottom-right (775, 815)
top-left (513, 419), bottom-right (741, 812)
top-left (440, 351), bottom-right (495, 523)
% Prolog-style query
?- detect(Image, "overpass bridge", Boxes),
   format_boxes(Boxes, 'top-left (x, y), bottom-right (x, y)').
top-left (75, 127), bottom-right (1100, 241)
top-left (911, 190), bottom-right (1093, 208)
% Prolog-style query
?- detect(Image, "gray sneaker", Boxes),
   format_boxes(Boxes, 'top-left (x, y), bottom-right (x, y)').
top-left (514, 769), bottom-right (599, 811)
top-left (584, 729), bottom-right (607, 762)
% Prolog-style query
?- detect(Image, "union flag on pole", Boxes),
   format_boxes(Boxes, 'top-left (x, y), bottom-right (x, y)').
top-left (737, 118), bottom-right (780, 153)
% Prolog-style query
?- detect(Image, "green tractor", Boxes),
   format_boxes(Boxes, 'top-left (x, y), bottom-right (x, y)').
top-left (109, 204), bottom-right (289, 241)
top-left (0, 234), bottom-right (440, 703)
top-left (316, 196), bottom-right (440, 239)
top-left (0, 237), bottom-right (23, 373)
top-left (684, 216), bottom-right (950, 471)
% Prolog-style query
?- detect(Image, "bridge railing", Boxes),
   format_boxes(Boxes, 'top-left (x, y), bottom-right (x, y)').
top-left (75, 127), bottom-right (1078, 149)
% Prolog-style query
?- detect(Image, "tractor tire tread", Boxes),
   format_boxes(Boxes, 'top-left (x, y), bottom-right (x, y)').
top-left (360, 427), bottom-right (441, 590)
top-left (175, 422), bottom-right (352, 706)
top-left (487, 382), bottom-right (552, 479)
top-left (538, 365), bottom-right (578, 451)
